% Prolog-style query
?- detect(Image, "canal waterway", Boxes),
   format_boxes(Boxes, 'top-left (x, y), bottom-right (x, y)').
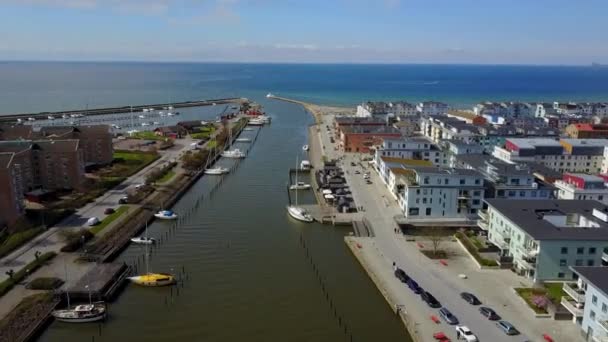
top-left (38, 98), bottom-right (411, 342)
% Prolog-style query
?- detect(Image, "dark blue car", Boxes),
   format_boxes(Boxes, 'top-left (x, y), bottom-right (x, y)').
top-left (407, 278), bottom-right (422, 294)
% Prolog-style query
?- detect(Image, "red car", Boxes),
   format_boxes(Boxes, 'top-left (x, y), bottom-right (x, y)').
top-left (433, 332), bottom-right (451, 342)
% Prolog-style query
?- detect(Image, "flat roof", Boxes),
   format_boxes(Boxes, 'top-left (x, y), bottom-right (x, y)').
top-left (565, 173), bottom-right (605, 182)
top-left (571, 267), bottom-right (608, 298)
top-left (341, 125), bottom-right (401, 134)
top-left (561, 139), bottom-right (608, 147)
top-left (381, 157), bottom-right (433, 166)
top-left (410, 166), bottom-right (482, 177)
top-left (485, 199), bottom-right (608, 241)
top-left (456, 154), bottom-right (532, 176)
top-left (506, 138), bottom-right (562, 149)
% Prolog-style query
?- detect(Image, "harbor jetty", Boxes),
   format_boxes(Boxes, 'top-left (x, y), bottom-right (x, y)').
top-left (0, 97), bottom-right (245, 123)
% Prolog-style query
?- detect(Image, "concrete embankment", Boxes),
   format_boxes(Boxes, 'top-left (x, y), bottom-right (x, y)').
top-left (0, 97), bottom-right (245, 123)
top-left (345, 237), bottom-right (424, 342)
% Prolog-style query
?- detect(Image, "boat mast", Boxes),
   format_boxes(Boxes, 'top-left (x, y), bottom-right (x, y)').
top-left (64, 260), bottom-right (70, 309)
top-left (295, 156), bottom-right (299, 206)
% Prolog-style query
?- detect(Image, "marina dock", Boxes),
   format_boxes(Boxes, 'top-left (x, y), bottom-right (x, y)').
top-left (0, 97), bottom-right (245, 123)
top-left (66, 263), bottom-right (130, 302)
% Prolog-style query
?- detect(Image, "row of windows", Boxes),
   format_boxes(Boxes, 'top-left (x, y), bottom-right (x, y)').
top-left (559, 259), bottom-right (595, 267)
top-left (423, 177), bottom-right (481, 185)
top-left (560, 247), bottom-right (597, 255)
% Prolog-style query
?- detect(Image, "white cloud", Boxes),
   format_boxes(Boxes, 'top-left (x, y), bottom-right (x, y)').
top-left (273, 43), bottom-right (319, 51)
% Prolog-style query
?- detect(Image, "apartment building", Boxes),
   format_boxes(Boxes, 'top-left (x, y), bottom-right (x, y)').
top-left (374, 137), bottom-right (449, 168)
top-left (420, 115), bottom-right (480, 144)
top-left (393, 166), bottom-right (484, 225)
top-left (480, 199), bottom-right (608, 282)
top-left (390, 101), bottom-right (417, 116)
top-left (0, 125), bottom-right (34, 140)
top-left (0, 140), bottom-right (85, 191)
top-left (375, 156), bottom-right (433, 194)
top-left (566, 124), bottom-right (608, 139)
top-left (561, 267), bottom-right (608, 340)
top-left (416, 101), bottom-right (449, 116)
top-left (0, 153), bottom-right (25, 227)
top-left (38, 125), bottom-right (113, 166)
top-left (455, 154), bottom-right (554, 201)
top-left (535, 103), bottom-right (558, 118)
top-left (493, 138), bottom-right (607, 174)
top-left (555, 102), bottom-right (582, 116)
top-left (338, 125), bottom-right (401, 153)
top-left (356, 101), bottom-right (389, 118)
top-left (555, 174), bottom-right (608, 204)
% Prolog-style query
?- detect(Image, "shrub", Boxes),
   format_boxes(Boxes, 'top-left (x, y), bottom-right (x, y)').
top-left (0, 228), bottom-right (44, 259)
top-left (60, 229), bottom-right (94, 253)
top-left (26, 277), bottom-right (64, 290)
top-left (455, 232), bottom-right (498, 267)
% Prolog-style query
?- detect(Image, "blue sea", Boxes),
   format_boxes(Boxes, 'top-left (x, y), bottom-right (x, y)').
top-left (1, 62), bottom-right (608, 114)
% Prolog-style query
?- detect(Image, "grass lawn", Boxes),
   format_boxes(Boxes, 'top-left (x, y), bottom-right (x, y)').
top-left (114, 150), bottom-right (158, 163)
top-left (158, 170), bottom-right (176, 184)
top-left (90, 206), bottom-right (129, 235)
top-left (207, 140), bottom-right (217, 148)
top-left (104, 150), bottom-right (159, 178)
top-left (544, 282), bottom-right (566, 303)
top-left (514, 288), bottom-right (549, 314)
top-left (0, 228), bottom-right (44, 259)
top-left (0, 252), bottom-right (56, 297)
top-left (130, 131), bottom-right (164, 140)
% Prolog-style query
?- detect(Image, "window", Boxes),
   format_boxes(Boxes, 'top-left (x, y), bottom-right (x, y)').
top-left (473, 199), bottom-right (480, 205)
top-left (575, 259), bottom-right (583, 266)
top-left (531, 191), bottom-right (537, 198)
top-left (508, 191), bottom-right (516, 197)
top-left (602, 303), bottom-right (607, 313)
top-left (591, 310), bottom-right (596, 320)
top-left (416, 189), bottom-right (420, 195)
top-left (424, 177), bottom-right (429, 184)
top-left (600, 196), bottom-right (604, 201)
top-left (577, 247), bottom-right (584, 255)
top-left (475, 179), bottom-right (480, 185)
top-left (444, 178), bottom-right (449, 185)
top-left (590, 247), bottom-right (597, 255)
top-left (558, 272), bottom-right (565, 278)
top-left (519, 191), bottom-right (526, 197)
top-left (426, 208), bottom-right (432, 215)
top-left (460, 179), bottom-right (465, 185)
top-left (422, 198), bottom-right (427, 204)
top-left (559, 259), bottom-right (567, 266)
top-left (588, 260), bottom-right (595, 266)
top-left (593, 295), bottom-right (598, 305)
top-left (561, 247), bottom-right (568, 254)
top-left (409, 208), bottom-right (419, 216)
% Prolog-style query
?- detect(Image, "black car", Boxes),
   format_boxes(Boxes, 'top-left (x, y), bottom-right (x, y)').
top-left (479, 306), bottom-right (501, 320)
top-left (438, 307), bottom-right (459, 325)
top-left (420, 291), bottom-right (441, 308)
top-left (350, 162), bottom-right (356, 166)
top-left (407, 279), bottom-right (422, 294)
top-left (460, 292), bottom-right (481, 305)
top-left (394, 268), bottom-right (409, 283)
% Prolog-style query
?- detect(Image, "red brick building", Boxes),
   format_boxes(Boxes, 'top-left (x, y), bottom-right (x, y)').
top-left (338, 125), bottom-right (401, 153)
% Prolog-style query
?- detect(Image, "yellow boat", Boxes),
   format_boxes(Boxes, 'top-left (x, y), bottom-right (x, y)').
top-left (128, 273), bottom-right (176, 287)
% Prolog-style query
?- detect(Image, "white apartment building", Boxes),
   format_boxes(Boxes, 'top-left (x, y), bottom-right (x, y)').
top-left (493, 138), bottom-right (607, 174)
top-left (555, 102), bottom-right (582, 116)
top-left (562, 267), bottom-right (608, 340)
top-left (420, 115), bottom-right (479, 145)
top-left (480, 199), bottom-right (608, 282)
top-left (417, 101), bottom-right (449, 116)
top-left (374, 138), bottom-right (449, 169)
top-left (555, 173), bottom-right (608, 205)
top-left (394, 166), bottom-right (484, 224)
top-left (390, 101), bottom-right (417, 116)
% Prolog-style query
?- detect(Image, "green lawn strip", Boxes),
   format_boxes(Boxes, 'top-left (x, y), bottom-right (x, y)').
top-left (157, 170), bottom-right (176, 184)
top-left (89, 206), bottom-right (130, 235)
top-left (514, 288), bottom-right (549, 314)
top-left (543, 282), bottom-right (566, 303)
top-left (454, 232), bottom-right (498, 267)
top-left (111, 150), bottom-right (160, 178)
top-left (0, 252), bottom-right (57, 297)
top-left (130, 131), bottom-right (163, 140)
top-left (0, 228), bottom-right (44, 259)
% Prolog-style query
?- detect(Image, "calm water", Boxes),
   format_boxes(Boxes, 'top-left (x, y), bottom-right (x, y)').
top-left (38, 99), bottom-right (410, 342)
top-left (1, 62), bottom-right (608, 114)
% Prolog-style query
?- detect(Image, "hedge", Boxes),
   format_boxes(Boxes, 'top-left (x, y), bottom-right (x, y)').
top-left (455, 232), bottom-right (498, 267)
top-left (60, 229), bottom-right (94, 253)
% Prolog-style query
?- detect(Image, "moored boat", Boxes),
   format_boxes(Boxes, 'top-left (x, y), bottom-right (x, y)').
top-left (205, 167), bottom-right (230, 175)
top-left (287, 205), bottom-right (314, 223)
top-left (290, 182), bottom-right (311, 190)
top-left (131, 236), bottom-right (156, 245)
top-left (154, 210), bottom-right (177, 220)
top-left (302, 144), bottom-right (309, 151)
top-left (52, 303), bottom-right (106, 323)
top-left (128, 273), bottom-right (176, 287)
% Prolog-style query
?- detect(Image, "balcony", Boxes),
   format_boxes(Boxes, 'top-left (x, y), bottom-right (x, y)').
top-left (516, 245), bottom-right (539, 258)
top-left (517, 257), bottom-right (537, 270)
top-left (603, 249), bottom-right (608, 263)
top-left (478, 210), bottom-right (488, 221)
top-left (600, 320), bottom-right (608, 333)
top-left (563, 282), bottom-right (586, 303)
top-left (561, 297), bottom-right (584, 317)
top-left (477, 219), bottom-right (489, 231)
top-left (592, 334), bottom-right (608, 342)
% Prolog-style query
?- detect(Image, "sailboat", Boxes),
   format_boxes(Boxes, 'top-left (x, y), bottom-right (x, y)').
top-left (289, 159), bottom-right (311, 190)
top-left (222, 124), bottom-right (246, 158)
top-left (52, 263), bottom-right (107, 323)
top-left (154, 209), bottom-right (177, 220)
top-left (287, 156), bottom-right (314, 223)
top-left (302, 145), bottom-right (309, 152)
top-left (128, 245), bottom-right (176, 287)
top-left (131, 222), bottom-right (156, 245)
top-left (205, 142), bottom-right (230, 175)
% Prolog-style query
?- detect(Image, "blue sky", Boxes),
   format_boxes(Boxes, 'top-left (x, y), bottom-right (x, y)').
top-left (0, 0), bottom-right (606, 64)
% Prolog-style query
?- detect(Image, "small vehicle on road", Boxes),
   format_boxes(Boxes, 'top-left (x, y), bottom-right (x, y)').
top-left (407, 279), bottom-right (422, 294)
top-left (118, 196), bottom-right (129, 204)
top-left (394, 268), bottom-right (409, 283)
top-left (432, 332), bottom-right (451, 342)
top-left (355, 170), bottom-right (361, 174)
top-left (479, 306), bottom-right (501, 320)
top-left (104, 208), bottom-right (115, 215)
top-left (366, 180), bottom-right (373, 184)
top-left (460, 292), bottom-right (481, 305)
top-left (420, 291), bottom-right (441, 308)
top-left (350, 162), bottom-right (356, 167)
top-left (455, 326), bottom-right (478, 342)
top-left (496, 320), bottom-right (519, 335)
top-left (439, 308), bottom-right (459, 325)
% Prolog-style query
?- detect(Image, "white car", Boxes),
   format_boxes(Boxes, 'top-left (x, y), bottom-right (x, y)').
top-left (455, 326), bottom-right (478, 342)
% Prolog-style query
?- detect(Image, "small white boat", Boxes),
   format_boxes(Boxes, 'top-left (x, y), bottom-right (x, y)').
top-left (204, 167), bottom-right (229, 175)
top-left (300, 160), bottom-right (311, 170)
top-left (290, 182), bottom-right (311, 190)
top-left (62, 114), bottom-right (69, 119)
top-left (16, 118), bottom-right (23, 123)
top-left (168, 106), bottom-right (174, 110)
top-left (153, 121), bottom-right (160, 125)
top-left (154, 210), bottom-right (177, 220)
top-left (70, 114), bottom-right (79, 118)
top-left (244, 128), bottom-right (254, 131)
top-left (138, 115), bottom-right (146, 119)
top-left (47, 115), bottom-right (54, 120)
top-left (167, 112), bottom-right (174, 117)
top-left (28, 117), bottom-right (36, 121)
top-left (302, 145), bottom-right (309, 152)
top-left (52, 303), bottom-right (106, 323)
top-left (212, 103), bottom-right (217, 106)
top-left (222, 149), bottom-right (246, 158)
top-left (266, 93), bottom-right (274, 98)
top-left (131, 236), bottom-right (156, 245)
top-left (248, 118), bottom-right (265, 126)
top-left (143, 108), bottom-right (150, 112)
top-left (287, 205), bottom-right (314, 223)
top-left (236, 138), bottom-right (251, 142)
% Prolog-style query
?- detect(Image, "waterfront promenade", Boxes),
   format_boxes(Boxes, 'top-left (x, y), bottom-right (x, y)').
top-left (270, 95), bottom-right (584, 342)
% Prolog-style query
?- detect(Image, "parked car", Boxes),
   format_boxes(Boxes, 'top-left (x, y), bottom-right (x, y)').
top-left (407, 278), bottom-right (422, 294)
top-left (439, 307), bottom-right (459, 325)
top-left (479, 306), bottom-right (501, 320)
top-left (420, 291), bottom-right (441, 308)
top-left (496, 320), bottom-right (519, 335)
top-left (355, 170), bottom-right (361, 174)
top-left (366, 180), bottom-right (373, 184)
top-left (460, 292), bottom-right (481, 305)
top-left (118, 196), bottom-right (129, 204)
top-left (350, 162), bottom-right (356, 167)
top-left (104, 208), bottom-right (115, 215)
top-left (394, 268), bottom-right (409, 283)
top-left (86, 217), bottom-right (100, 226)
top-left (455, 326), bottom-right (478, 342)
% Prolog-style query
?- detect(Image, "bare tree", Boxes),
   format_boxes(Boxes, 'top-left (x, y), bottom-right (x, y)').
top-left (427, 227), bottom-right (443, 257)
